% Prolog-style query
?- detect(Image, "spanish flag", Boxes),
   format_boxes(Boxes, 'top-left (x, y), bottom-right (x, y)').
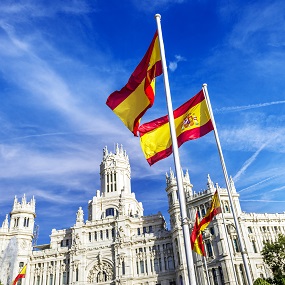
top-left (190, 211), bottom-right (206, 256)
top-left (12, 264), bottom-right (26, 285)
top-left (106, 31), bottom-right (162, 136)
top-left (199, 190), bottom-right (221, 232)
top-left (139, 90), bottom-right (213, 165)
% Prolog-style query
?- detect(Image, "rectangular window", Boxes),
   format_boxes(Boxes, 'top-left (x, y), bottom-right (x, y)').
top-left (168, 193), bottom-right (173, 205)
top-left (206, 241), bottom-right (213, 257)
top-left (140, 260), bottom-right (145, 274)
top-left (154, 259), bottom-right (159, 272)
top-left (136, 262), bottom-right (139, 275)
top-left (122, 261), bottom-right (125, 275)
top-left (62, 272), bottom-right (66, 285)
top-left (212, 269), bottom-right (218, 285)
top-left (252, 241), bottom-right (258, 253)
top-left (233, 238), bottom-right (240, 252)
top-left (49, 274), bottom-right (53, 285)
top-left (219, 266), bottom-right (225, 285)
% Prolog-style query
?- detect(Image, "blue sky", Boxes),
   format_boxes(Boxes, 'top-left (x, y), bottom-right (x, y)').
top-left (0, 0), bottom-right (285, 245)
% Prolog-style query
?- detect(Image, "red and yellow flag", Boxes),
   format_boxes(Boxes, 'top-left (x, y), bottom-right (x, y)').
top-left (190, 211), bottom-right (206, 256)
top-left (106, 31), bottom-right (162, 136)
top-left (199, 190), bottom-right (222, 232)
top-left (138, 89), bottom-right (213, 165)
top-left (12, 264), bottom-right (27, 285)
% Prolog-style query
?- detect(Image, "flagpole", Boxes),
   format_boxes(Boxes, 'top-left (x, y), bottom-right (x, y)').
top-left (216, 185), bottom-right (239, 285)
top-left (202, 83), bottom-right (253, 285)
top-left (202, 255), bottom-right (211, 285)
top-left (155, 14), bottom-right (196, 285)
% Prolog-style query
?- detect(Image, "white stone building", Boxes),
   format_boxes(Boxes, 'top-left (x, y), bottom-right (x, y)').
top-left (0, 144), bottom-right (285, 285)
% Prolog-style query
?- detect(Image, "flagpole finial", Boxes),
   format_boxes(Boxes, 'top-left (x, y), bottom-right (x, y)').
top-left (155, 14), bottom-right (161, 20)
top-left (202, 83), bottom-right (207, 87)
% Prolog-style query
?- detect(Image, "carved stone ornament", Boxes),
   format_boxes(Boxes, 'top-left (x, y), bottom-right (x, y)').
top-left (87, 261), bottom-right (114, 283)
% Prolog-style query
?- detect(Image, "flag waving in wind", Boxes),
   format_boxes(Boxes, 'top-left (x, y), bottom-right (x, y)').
top-left (199, 190), bottom-right (222, 232)
top-left (12, 264), bottom-right (27, 285)
top-left (190, 211), bottom-right (206, 256)
top-left (139, 89), bottom-right (214, 165)
top-left (106, 31), bottom-right (162, 136)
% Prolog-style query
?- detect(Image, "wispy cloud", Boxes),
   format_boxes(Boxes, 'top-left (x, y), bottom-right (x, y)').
top-left (131, 0), bottom-right (186, 12)
top-left (228, 1), bottom-right (285, 52)
top-left (0, 0), bottom-right (91, 21)
top-left (169, 55), bottom-right (186, 72)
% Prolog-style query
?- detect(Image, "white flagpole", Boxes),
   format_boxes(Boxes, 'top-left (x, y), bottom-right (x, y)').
top-left (202, 83), bottom-right (253, 285)
top-left (202, 255), bottom-right (211, 285)
top-left (155, 14), bottom-right (196, 285)
top-left (216, 185), bottom-right (239, 284)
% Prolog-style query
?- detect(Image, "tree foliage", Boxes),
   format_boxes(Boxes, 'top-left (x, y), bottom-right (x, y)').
top-left (262, 234), bottom-right (285, 281)
top-left (254, 278), bottom-right (271, 285)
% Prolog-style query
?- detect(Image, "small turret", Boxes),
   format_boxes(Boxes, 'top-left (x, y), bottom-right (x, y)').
top-left (100, 144), bottom-right (131, 197)
top-left (10, 195), bottom-right (36, 237)
top-left (229, 176), bottom-right (237, 193)
top-left (207, 174), bottom-right (215, 193)
top-left (0, 214), bottom-right (9, 232)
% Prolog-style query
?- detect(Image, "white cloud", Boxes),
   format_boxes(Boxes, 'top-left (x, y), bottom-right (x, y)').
top-left (169, 55), bottom-right (186, 72)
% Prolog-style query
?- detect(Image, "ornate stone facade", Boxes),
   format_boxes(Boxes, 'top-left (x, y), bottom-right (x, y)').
top-left (0, 144), bottom-right (285, 285)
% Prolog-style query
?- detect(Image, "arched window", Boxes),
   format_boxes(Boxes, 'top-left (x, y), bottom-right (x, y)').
top-left (105, 208), bottom-right (115, 217)
top-left (167, 256), bottom-right (174, 270)
top-left (224, 202), bottom-right (230, 213)
top-left (97, 271), bottom-right (107, 282)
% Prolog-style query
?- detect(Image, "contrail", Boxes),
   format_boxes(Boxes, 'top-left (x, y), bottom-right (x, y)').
top-left (2, 129), bottom-right (96, 142)
top-left (215, 100), bottom-right (285, 113)
top-left (269, 185), bottom-right (285, 193)
top-left (233, 141), bottom-right (269, 182)
top-left (238, 174), bottom-right (280, 193)
top-left (240, 199), bottom-right (285, 203)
